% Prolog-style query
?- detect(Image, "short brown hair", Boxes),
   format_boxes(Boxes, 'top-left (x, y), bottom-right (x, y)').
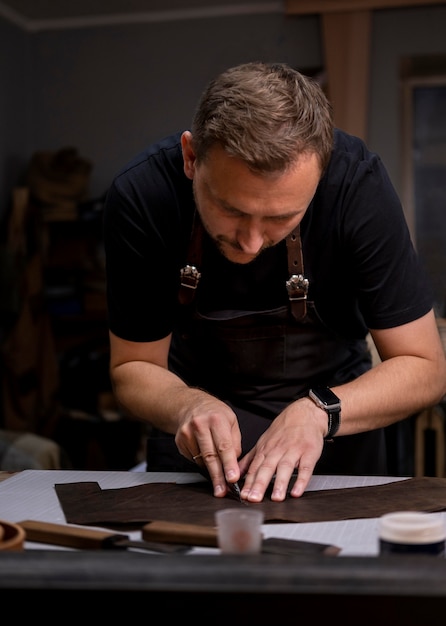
top-left (191, 61), bottom-right (333, 174)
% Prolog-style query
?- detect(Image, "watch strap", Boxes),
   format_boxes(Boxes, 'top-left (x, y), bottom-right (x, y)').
top-left (325, 407), bottom-right (340, 441)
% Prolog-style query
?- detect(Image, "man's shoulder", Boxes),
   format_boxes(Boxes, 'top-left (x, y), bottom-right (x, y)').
top-left (323, 129), bottom-right (383, 190)
top-left (332, 128), bottom-right (378, 164)
top-left (105, 130), bottom-right (192, 216)
top-left (115, 131), bottom-right (184, 179)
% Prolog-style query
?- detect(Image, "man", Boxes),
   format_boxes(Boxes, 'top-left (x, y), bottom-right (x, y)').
top-left (103, 61), bottom-right (446, 503)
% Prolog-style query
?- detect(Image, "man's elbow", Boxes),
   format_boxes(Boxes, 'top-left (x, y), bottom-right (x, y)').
top-left (430, 353), bottom-right (446, 404)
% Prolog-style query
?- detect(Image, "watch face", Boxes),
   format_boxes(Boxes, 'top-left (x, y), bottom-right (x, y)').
top-left (310, 387), bottom-right (340, 408)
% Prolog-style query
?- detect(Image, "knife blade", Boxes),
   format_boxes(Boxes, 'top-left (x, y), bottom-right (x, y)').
top-left (18, 520), bottom-right (189, 553)
top-left (195, 463), bottom-right (246, 504)
top-left (227, 480), bottom-right (245, 503)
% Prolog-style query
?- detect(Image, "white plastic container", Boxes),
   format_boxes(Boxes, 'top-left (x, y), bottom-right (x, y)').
top-left (215, 508), bottom-right (264, 554)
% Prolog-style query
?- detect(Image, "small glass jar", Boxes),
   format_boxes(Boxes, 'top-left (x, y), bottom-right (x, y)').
top-left (379, 511), bottom-right (446, 557)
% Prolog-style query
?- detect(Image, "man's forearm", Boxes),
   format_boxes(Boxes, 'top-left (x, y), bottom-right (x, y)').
top-left (332, 354), bottom-right (446, 437)
top-left (110, 361), bottom-right (201, 433)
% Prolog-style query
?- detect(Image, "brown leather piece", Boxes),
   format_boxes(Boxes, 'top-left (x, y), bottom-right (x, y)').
top-left (55, 477), bottom-right (446, 528)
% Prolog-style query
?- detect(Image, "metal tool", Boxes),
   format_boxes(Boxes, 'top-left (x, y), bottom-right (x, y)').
top-left (195, 462), bottom-right (246, 504)
top-left (227, 480), bottom-right (247, 504)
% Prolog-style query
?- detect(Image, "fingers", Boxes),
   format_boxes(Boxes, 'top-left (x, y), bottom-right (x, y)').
top-left (240, 448), bottom-right (290, 503)
top-left (177, 404), bottom-right (242, 498)
top-left (289, 462), bottom-right (314, 498)
top-left (240, 435), bottom-right (322, 503)
top-left (240, 456), bottom-right (313, 503)
top-left (192, 445), bottom-right (241, 497)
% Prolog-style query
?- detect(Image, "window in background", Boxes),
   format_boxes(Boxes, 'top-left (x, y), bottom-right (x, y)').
top-left (401, 56), bottom-right (446, 317)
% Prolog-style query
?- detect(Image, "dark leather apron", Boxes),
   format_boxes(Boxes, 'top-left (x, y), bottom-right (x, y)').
top-left (146, 216), bottom-right (387, 476)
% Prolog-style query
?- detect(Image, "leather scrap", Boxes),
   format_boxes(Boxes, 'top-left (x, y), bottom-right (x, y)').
top-left (55, 477), bottom-right (446, 528)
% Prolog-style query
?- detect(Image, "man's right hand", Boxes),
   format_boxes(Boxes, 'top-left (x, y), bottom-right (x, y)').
top-left (175, 390), bottom-right (242, 497)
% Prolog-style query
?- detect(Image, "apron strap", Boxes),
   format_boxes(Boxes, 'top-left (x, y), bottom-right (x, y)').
top-left (285, 225), bottom-right (309, 321)
top-left (179, 215), bottom-right (309, 320)
top-left (179, 211), bottom-right (203, 306)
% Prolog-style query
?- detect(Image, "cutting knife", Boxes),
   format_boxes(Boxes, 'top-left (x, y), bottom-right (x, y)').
top-left (195, 462), bottom-right (246, 504)
top-left (227, 480), bottom-right (245, 502)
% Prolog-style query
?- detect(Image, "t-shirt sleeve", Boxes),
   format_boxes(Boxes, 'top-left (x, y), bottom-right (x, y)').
top-left (103, 141), bottom-right (193, 342)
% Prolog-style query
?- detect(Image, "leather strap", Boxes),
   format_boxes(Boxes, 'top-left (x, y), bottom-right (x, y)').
top-left (285, 224), bottom-right (309, 321)
top-left (179, 215), bottom-right (309, 319)
top-left (178, 211), bottom-right (204, 306)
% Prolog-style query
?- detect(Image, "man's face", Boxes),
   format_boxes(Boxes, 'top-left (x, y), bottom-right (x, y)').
top-left (181, 131), bottom-right (321, 265)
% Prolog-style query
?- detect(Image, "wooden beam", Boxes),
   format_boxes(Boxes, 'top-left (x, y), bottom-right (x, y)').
top-left (285, 0), bottom-right (446, 15)
top-left (321, 10), bottom-right (372, 140)
top-left (286, 0), bottom-right (446, 140)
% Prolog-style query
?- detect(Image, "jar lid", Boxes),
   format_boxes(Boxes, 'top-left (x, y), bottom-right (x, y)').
top-left (379, 511), bottom-right (446, 544)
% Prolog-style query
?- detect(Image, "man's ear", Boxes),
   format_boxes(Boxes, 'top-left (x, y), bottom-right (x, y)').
top-left (181, 131), bottom-right (196, 180)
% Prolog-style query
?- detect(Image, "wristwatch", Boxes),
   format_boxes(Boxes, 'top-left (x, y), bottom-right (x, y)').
top-left (308, 387), bottom-right (341, 441)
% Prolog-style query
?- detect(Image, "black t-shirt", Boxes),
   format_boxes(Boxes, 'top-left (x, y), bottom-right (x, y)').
top-left (103, 129), bottom-right (433, 343)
